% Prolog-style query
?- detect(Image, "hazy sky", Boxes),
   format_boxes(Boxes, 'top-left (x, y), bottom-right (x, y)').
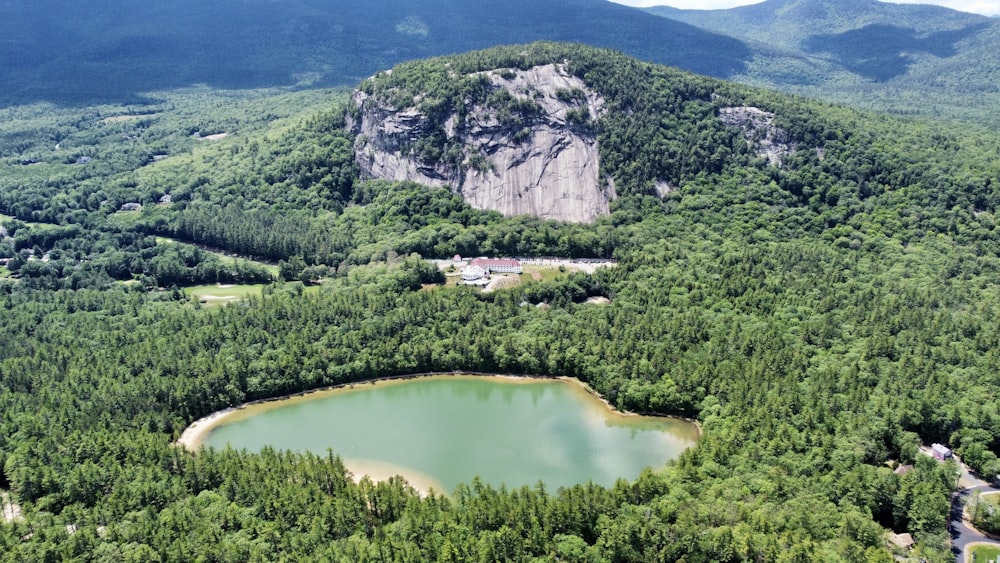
top-left (609, 0), bottom-right (1000, 17)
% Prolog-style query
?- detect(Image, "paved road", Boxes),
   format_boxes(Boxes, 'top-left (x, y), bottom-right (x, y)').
top-left (950, 477), bottom-right (1000, 562)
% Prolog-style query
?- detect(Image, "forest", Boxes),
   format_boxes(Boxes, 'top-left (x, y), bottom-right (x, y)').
top-left (648, 0), bottom-right (1000, 126)
top-left (2, 42), bottom-right (1000, 560)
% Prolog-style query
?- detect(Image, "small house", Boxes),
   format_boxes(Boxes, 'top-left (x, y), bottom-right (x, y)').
top-left (931, 443), bottom-right (952, 461)
top-left (889, 532), bottom-right (914, 551)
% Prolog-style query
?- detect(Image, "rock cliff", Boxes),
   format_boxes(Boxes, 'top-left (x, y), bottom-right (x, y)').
top-left (718, 106), bottom-right (796, 167)
top-left (348, 64), bottom-right (615, 223)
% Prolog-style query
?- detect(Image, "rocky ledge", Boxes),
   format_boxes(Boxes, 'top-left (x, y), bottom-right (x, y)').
top-left (718, 106), bottom-right (796, 167)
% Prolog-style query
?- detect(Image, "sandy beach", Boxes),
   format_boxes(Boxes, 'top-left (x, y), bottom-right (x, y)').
top-left (176, 407), bottom-right (238, 450)
top-left (344, 459), bottom-right (444, 497)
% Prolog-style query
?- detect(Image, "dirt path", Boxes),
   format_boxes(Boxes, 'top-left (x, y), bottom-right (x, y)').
top-left (2, 491), bottom-right (22, 523)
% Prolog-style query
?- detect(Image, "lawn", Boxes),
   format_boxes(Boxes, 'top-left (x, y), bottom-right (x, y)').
top-left (0, 213), bottom-right (44, 228)
top-left (970, 544), bottom-right (1000, 562)
top-left (156, 236), bottom-right (280, 277)
top-left (520, 264), bottom-right (569, 283)
top-left (981, 492), bottom-right (1000, 511)
top-left (186, 284), bottom-right (266, 306)
top-left (186, 283), bottom-right (320, 306)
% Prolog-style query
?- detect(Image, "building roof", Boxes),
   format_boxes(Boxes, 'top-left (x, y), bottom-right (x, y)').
top-left (889, 532), bottom-right (914, 549)
top-left (461, 265), bottom-right (487, 281)
top-left (471, 258), bottom-right (521, 268)
top-left (893, 464), bottom-right (914, 476)
top-left (931, 443), bottom-right (952, 455)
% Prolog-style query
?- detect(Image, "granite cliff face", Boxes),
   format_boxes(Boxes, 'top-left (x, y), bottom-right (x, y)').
top-left (718, 106), bottom-right (797, 167)
top-left (348, 64), bottom-right (615, 223)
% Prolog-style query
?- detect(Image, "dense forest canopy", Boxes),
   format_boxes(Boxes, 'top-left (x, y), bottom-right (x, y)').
top-left (2, 42), bottom-right (1000, 560)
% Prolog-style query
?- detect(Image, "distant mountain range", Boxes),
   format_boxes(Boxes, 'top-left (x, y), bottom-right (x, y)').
top-left (646, 0), bottom-right (1000, 122)
top-left (0, 0), bottom-right (751, 106)
top-left (3, 0), bottom-right (997, 123)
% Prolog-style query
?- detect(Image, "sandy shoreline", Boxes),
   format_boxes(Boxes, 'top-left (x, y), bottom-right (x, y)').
top-left (176, 407), bottom-right (239, 449)
top-left (345, 459), bottom-right (444, 496)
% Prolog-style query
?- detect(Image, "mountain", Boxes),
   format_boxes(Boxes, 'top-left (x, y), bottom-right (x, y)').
top-left (347, 48), bottom-right (801, 223)
top-left (646, 0), bottom-right (1000, 123)
top-left (0, 0), bottom-right (752, 106)
top-left (5, 43), bottom-right (1000, 560)
top-left (649, 0), bottom-right (987, 55)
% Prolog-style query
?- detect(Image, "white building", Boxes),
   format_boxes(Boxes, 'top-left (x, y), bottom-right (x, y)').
top-left (470, 258), bottom-right (522, 274)
top-left (461, 265), bottom-right (487, 281)
top-left (931, 443), bottom-right (952, 461)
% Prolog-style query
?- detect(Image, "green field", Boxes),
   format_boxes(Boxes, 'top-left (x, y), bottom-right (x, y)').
top-left (981, 492), bottom-right (1000, 511)
top-left (185, 284), bottom-right (267, 306)
top-left (520, 264), bottom-right (572, 283)
top-left (186, 283), bottom-right (322, 306)
top-left (970, 544), bottom-right (1000, 562)
top-left (156, 236), bottom-right (280, 277)
top-left (0, 213), bottom-right (43, 228)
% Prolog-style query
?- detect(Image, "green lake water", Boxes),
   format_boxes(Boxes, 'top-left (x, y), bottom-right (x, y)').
top-left (199, 376), bottom-right (699, 493)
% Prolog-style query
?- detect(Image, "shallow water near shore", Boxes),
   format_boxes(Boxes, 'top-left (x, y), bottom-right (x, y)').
top-left (195, 375), bottom-right (699, 494)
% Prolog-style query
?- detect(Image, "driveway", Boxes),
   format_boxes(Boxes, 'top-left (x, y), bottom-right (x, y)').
top-left (951, 481), bottom-right (1000, 562)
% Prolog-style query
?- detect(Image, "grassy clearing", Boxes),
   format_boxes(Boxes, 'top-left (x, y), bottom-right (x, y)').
top-left (0, 213), bottom-right (45, 228)
top-left (982, 492), bottom-right (1000, 510)
top-left (156, 236), bottom-right (280, 277)
top-left (971, 544), bottom-right (1000, 562)
top-left (438, 262), bottom-right (572, 289)
top-left (520, 264), bottom-right (568, 283)
top-left (186, 283), bottom-right (321, 306)
top-left (186, 284), bottom-right (266, 306)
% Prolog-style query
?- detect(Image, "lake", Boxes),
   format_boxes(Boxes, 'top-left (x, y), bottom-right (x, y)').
top-left (193, 375), bottom-right (699, 494)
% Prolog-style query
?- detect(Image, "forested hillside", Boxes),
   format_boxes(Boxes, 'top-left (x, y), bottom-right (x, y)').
top-left (0, 0), bottom-right (749, 106)
top-left (648, 0), bottom-right (1000, 124)
top-left (3, 43), bottom-right (1000, 560)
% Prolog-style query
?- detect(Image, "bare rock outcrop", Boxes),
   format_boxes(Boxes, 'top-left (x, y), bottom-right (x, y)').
top-left (718, 106), bottom-right (796, 167)
top-left (348, 64), bottom-right (615, 223)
